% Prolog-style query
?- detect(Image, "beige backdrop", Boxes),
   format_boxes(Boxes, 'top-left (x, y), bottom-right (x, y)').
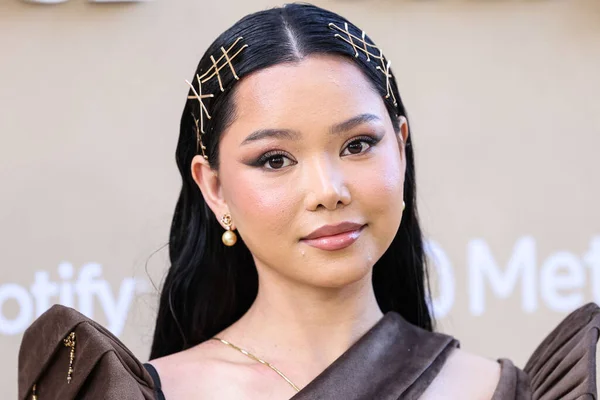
top-left (1, 0), bottom-right (599, 398)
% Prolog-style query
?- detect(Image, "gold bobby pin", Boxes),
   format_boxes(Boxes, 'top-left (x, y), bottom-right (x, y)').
top-left (193, 117), bottom-right (208, 160)
top-left (186, 74), bottom-right (214, 133)
top-left (329, 22), bottom-right (397, 107)
top-left (185, 37), bottom-right (248, 157)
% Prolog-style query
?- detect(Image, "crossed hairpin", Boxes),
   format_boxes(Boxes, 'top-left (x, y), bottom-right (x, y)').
top-left (185, 37), bottom-right (248, 158)
top-left (185, 25), bottom-right (395, 161)
top-left (329, 22), bottom-right (397, 107)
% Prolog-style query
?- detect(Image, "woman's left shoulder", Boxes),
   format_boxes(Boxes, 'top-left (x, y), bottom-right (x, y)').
top-left (419, 348), bottom-right (501, 400)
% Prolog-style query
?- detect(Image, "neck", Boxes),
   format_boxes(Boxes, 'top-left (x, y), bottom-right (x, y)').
top-left (218, 268), bottom-right (384, 384)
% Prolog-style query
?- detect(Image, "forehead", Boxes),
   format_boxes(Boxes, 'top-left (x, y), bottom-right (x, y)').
top-left (229, 55), bottom-right (386, 132)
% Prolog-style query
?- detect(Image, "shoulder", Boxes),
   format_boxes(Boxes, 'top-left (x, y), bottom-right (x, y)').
top-left (147, 339), bottom-right (287, 400)
top-left (148, 340), bottom-right (246, 399)
top-left (420, 348), bottom-right (501, 400)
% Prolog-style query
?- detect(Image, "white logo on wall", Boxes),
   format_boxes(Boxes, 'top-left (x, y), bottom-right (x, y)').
top-left (0, 262), bottom-right (151, 336)
top-left (2, 236), bottom-right (599, 337)
top-left (428, 236), bottom-right (600, 318)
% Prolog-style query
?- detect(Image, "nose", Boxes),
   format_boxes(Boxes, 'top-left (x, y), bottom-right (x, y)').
top-left (303, 156), bottom-right (351, 211)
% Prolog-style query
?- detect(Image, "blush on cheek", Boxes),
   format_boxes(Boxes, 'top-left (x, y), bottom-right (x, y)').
top-left (227, 172), bottom-right (296, 237)
top-left (367, 176), bottom-right (404, 212)
top-left (227, 174), bottom-right (302, 270)
top-left (356, 155), bottom-right (404, 220)
top-left (359, 150), bottom-right (403, 192)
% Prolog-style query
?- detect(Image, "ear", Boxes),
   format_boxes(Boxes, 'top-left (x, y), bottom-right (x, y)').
top-left (396, 116), bottom-right (409, 158)
top-left (398, 116), bottom-right (409, 145)
top-left (190, 155), bottom-right (233, 229)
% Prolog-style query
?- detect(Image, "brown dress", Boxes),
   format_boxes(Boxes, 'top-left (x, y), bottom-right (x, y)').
top-left (290, 303), bottom-right (600, 400)
top-left (144, 303), bottom-right (600, 399)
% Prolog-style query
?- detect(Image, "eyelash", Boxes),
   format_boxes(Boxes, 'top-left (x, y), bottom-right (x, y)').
top-left (253, 135), bottom-right (381, 171)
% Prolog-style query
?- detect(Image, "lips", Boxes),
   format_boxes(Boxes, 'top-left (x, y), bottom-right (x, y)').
top-left (301, 222), bottom-right (365, 240)
top-left (300, 222), bottom-right (366, 251)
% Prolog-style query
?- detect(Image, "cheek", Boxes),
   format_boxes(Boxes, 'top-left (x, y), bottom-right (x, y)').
top-left (356, 146), bottom-right (405, 216)
top-left (354, 143), bottom-right (405, 256)
top-left (223, 168), bottom-right (296, 237)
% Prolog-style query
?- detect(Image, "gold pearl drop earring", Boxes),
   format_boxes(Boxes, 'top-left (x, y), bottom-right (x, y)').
top-left (221, 213), bottom-right (237, 246)
top-left (402, 201), bottom-right (406, 211)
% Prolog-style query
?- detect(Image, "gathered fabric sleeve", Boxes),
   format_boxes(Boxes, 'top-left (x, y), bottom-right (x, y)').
top-left (493, 303), bottom-right (600, 400)
top-left (523, 303), bottom-right (600, 400)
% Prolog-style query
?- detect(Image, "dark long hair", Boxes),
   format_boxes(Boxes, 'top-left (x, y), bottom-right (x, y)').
top-left (150, 3), bottom-right (433, 360)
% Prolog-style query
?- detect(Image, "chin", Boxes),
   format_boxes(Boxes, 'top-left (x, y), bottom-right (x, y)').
top-left (305, 260), bottom-right (374, 289)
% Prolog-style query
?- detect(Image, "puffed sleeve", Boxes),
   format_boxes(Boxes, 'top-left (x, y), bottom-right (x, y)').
top-left (524, 302), bottom-right (600, 400)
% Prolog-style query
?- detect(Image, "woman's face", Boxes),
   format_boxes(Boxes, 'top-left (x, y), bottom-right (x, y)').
top-left (196, 54), bottom-right (407, 289)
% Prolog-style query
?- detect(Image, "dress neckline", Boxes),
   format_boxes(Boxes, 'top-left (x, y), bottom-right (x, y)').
top-left (290, 311), bottom-right (458, 399)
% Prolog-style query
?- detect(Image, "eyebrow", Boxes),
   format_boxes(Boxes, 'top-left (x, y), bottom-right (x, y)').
top-left (330, 113), bottom-right (381, 135)
top-left (240, 113), bottom-right (382, 146)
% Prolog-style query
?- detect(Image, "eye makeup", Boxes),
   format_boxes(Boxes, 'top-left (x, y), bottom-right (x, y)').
top-left (246, 131), bottom-right (384, 171)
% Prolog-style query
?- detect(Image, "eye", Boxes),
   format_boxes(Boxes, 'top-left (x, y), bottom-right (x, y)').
top-left (252, 134), bottom-right (381, 170)
top-left (257, 151), bottom-right (296, 170)
top-left (341, 135), bottom-right (379, 156)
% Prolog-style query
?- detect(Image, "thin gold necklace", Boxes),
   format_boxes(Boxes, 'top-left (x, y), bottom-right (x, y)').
top-left (211, 337), bottom-right (301, 392)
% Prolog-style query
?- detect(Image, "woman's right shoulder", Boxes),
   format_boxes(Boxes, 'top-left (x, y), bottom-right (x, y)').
top-left (148, 340), bottom-right (242, 399)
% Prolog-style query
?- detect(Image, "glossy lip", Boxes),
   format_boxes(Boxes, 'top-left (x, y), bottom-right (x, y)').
top-left (301, 221), bottom-right (365, 240)
top-left (300, 222), bottom-right (366, 251)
